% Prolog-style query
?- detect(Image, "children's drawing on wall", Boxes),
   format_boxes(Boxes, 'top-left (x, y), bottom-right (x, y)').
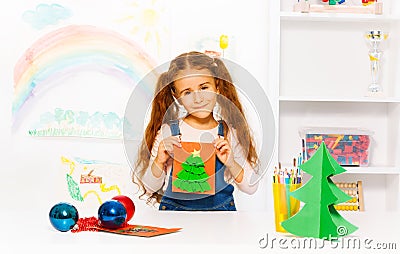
top-left (22, 3), bottom-right (72, 30)
top-left (12, 24), bottom-right (156, 131)
top-left (28, 108), bottom-right (138, 140)
top-left (115, 0), bottom-right (169, 59)
top-left (62, 156), bottom-right (131, 206)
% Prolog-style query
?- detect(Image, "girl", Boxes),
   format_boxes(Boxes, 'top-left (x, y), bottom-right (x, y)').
top-left (133, 51), bottom-right (259, 211)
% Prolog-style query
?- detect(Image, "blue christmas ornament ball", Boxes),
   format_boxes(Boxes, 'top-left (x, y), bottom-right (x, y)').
top-left (98, 200), bottom-right (127, 229)
top-left (49, 202), bottom-right (79, 232)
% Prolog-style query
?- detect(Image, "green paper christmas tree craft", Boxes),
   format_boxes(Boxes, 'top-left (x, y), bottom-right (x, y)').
top-left (172, 149), bottom-right (211, 193)
top-left (281, 142), bottom-right (358, 239)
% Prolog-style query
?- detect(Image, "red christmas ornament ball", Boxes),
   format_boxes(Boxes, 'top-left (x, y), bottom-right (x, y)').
top-left (112, 195), bottom-right (135, 222)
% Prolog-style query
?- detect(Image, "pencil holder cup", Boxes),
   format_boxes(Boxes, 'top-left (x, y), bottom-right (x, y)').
top-left (272, 183), bottom-right (302, 233)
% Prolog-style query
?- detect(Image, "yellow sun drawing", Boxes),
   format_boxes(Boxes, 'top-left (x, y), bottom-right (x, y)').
top-left (117, 0), bottom-right (168, 57)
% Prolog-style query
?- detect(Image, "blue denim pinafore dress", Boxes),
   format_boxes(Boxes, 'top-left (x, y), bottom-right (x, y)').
top-left (159, 120), bottom-right (236, 211)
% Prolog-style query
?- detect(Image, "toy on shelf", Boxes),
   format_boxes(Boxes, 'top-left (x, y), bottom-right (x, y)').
top-left (364, 30), bottom-right (389, 97)
top-left (322, 0), bottom-right (347, 5)
top-left (300, 127), bottom-right (372, 167)
top-left (294, 0), bottom-right (383, 15)
top-left (362, 0), bottom-right (377, 6)
top-left (334, 181), bottom-right (365, 211)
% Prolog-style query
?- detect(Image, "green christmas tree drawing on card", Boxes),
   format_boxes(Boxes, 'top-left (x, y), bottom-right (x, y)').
top-left (172, 149), bottom-right (211, 193)
top-left (281, 142), bottom-right (358, 239)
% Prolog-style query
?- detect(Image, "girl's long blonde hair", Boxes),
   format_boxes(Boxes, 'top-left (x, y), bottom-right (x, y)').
top-left (133, 51), bottom-right (258, 204)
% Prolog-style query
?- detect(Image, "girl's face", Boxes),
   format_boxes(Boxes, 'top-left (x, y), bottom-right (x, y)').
top-left (173, 68), bottom-right (218, 120)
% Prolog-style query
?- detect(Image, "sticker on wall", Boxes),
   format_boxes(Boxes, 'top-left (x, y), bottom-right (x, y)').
top-left (61, 156), bottom-right (130, 206)
top-left (28, 108), bottom-right (137, 140)
top-left (13, 25), bottom-right (156, 129)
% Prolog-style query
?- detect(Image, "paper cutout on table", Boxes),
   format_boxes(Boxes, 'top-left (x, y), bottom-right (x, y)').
top-left (28, 108), bottom-right (137, 140)
top-left (172, 142), bottom-right (215, 195)
top-left (22, 4), bottom-right (72, 30)
top-left (13, 25), bottom-right (155, 128)
top-left (100, 225), bottom-right (181, 237)
top-left (62, 156), bottom-right (127, 205)
top-left (72, 216), bottom-right (181, 237)
top-left (281, 142), bottom-right (358, 239)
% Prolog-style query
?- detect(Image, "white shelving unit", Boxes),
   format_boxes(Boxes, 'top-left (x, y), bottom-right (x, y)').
top-left (268, 1), bottom-right (400, 212)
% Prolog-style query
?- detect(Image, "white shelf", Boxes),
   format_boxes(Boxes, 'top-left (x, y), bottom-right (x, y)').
top-left (280, 11), bottom-right (399, 22)
top-left (277, 165), bottom-right (399, 175)
top-left (279, 95), bottom-right (400, 103)
top-left (343, 166), bottom-right (400, 174)
top-left (273, 1), bottom-right (400, 212)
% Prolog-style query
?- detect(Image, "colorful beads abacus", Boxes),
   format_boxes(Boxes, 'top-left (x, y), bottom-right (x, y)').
top-left (334, 181), bottom-right (364, 211)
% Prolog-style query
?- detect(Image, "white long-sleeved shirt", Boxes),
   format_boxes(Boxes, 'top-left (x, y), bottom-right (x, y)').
top-left (141, 120), bottom-right (259, 195)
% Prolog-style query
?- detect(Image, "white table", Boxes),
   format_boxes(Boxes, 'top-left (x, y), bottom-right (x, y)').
top-left (0, 208), bottom-right (398, 254)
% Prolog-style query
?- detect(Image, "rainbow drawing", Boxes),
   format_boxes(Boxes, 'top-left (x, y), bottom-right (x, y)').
top-left (13, 25), bottom-right (157, 126)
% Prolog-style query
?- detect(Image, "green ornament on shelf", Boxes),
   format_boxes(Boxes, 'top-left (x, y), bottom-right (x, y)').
top-left (329, 0), bottom-right (337, 5)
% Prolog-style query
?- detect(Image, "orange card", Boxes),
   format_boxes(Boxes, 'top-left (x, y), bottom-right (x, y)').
top-left (172, 142), bottom-right (216, 194)
top-left (99, 225), bottom-right (181, 237)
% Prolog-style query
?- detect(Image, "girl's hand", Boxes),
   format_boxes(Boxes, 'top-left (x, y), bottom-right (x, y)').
top-left (214, 138), bottom-right (234, 168)
top-left (155, 136), bottom-right (182, 166)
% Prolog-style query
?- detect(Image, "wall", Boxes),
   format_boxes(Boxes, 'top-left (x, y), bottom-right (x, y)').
top-left (0, 0), bottom-right (272, 215)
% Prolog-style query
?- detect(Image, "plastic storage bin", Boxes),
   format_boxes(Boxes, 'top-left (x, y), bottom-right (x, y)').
top-left (299, 127), bottom-right (372, 167)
